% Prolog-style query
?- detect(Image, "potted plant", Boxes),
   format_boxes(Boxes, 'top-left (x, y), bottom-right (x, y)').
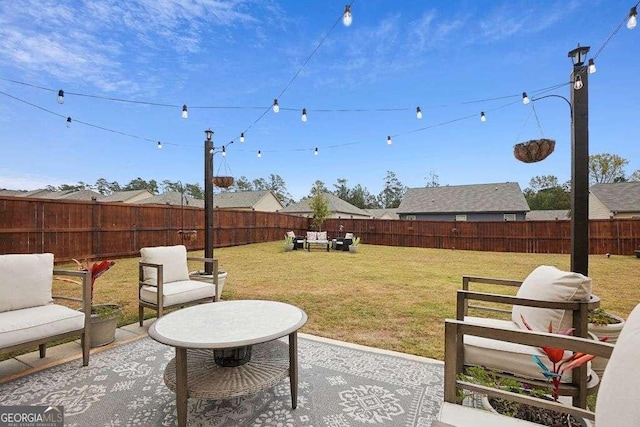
top-left (58, 259), bottom-right (121, 348)
top-left (349, 236), bottom-right (360, 253)
top-left (284, 235), bottom-right (295, 251)
top-left (587, 308), bottom-right (625, 376)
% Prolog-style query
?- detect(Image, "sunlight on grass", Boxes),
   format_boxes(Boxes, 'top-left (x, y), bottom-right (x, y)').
top-left (56, 242), bottom-right (640, 361)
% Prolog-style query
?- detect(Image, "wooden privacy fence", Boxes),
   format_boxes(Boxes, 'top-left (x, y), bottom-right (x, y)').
top-left (1, 197), bottom-right (639, 261)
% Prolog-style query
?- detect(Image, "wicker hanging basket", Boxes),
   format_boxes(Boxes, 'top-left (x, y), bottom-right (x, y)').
top-left (212, 176), bottom-right (234, 188)
top-left (513, 138), bottom-right (556, 163)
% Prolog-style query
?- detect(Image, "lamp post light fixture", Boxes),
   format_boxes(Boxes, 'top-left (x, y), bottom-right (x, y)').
top-left (567, 44), bottom-right (590, 277)
top-left (204, 129), bottom-right (215, 274)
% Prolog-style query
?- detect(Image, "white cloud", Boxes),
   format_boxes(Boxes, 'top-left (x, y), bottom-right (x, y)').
top-left (0, 172), bottom-right (70, 191)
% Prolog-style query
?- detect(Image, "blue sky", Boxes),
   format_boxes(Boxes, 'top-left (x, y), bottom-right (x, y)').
top-left (1, 0), bottom-right (638, 201)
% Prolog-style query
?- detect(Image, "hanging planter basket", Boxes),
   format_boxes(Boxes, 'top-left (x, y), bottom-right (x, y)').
top-left (212, 176), bottom-right (234, 188)
top-left (513, 138), bottom-right (556, 163)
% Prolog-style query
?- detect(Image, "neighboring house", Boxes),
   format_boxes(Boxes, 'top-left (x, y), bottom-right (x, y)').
top-left (280, 192), bottom-right (371, 219)
top-left (526, 210), bottom-right (570, 221)
top-left (135, 191), bottom-right (205, 208)
top-left (56, 189), bottom-right (104, 201)
top-left (589, 182), bottom-right (640, 219)
top-left (213, 190), bottom-right (283, 212)
top-left (366, 208), bottom-right (399, 220)
top-left (99, 190), bottom-right (154, 203)
top-left (0, 190), bottom-right (27, 197)
top-left (397, 182), bottom-right (530, 221)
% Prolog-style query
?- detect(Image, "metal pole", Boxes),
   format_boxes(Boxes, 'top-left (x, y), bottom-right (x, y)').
top-left (204, 133), bottom-right (214, 274)
top-left (570, 65), bottom-right (589, 276)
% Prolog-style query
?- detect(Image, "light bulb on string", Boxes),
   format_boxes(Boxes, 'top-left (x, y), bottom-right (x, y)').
top-left (240, 132), bottom-right (245, 143)
top-left (157, 141), bottom-right (162, 149)
top-left (387, 135), bottom-right (392, 145)
top-left (301, 108), bottom-right (308, 122)
top-left (222, 146), bottom-right (226, 157)
top-left (628, 6), bottom-right (637, 29)
top-left (574, 75), bottom-right (583, 90)
top-left (314, 147), bottom-right (318, 156)
top-left (257, 150), bottom-right (262, 158)
top-left (182, 105), bottom-right (188, 119)
top-left (522, 92), bottom-right (530, 104)
top-left (272, 99), bottom-right (279, 113)
top-left (343, 5), bottom-right (352, 27)
top-left (416, 106), bottom-right (422, 119)
top-left (57, 90), bottom-right (64, 104)
top-left (588, 59), bottom-right (596, 74)
top-left (66, 117), bottom-right (72, 128)
top-left (480, 112), bottom-right (486, 122)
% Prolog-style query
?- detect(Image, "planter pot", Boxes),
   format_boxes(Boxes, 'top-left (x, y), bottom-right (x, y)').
top-left (588, 312), bottom-right (625, 377)
top-left (349, 245), bottom-right (358, 253)
top-left (481, 395), bottom-right (591, 426)
top-left (284, 243), bottom-right (294, 252)
top-left (212, 176), bottom-right (234, 188)
top-left (513, 138), bottom-right (556, 163)
top-left (88, 303), bottom-right (122, 348)
top-left (190, 270), bottom-right (227, 301)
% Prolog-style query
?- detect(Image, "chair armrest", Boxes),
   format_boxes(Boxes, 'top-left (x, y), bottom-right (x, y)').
top-left (462, 275), bottom-right (523, 290)
top-left (186, 256), bottom-right (215, 263)
top-left (139, 262), bottom-right (163, 287)
top-left (53, 269), bottom-right (91, 326)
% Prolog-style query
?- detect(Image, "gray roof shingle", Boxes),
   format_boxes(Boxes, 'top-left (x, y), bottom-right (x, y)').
top-left (100, 190), bottom-right (153, 202)
top-left (590, 182), bottom-right (640, 212)
top-left (135, 192), bottom-right (204, 208)
top-left (213, 190), bottom-right (280, 209)
top-left (526, 210), bottom-right (570, 220)
top-left (280, 192), bottom-right (370, 216)
top-left (397, 182), bottom-right (530, 214)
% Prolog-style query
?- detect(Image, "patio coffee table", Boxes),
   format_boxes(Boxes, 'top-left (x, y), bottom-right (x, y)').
top-left (148, 300), bottom-right (308, 427)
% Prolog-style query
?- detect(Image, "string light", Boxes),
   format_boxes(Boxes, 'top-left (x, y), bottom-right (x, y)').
top-left (574, 75), bottom-right (583, 90)
top-left (522, 92), bottom-right (530, 104)
top-left (416, 106), bottom-right (423, 119)
top-left (301, 108), bottom-right (308, 122)
top-left (181, 105), bottom-right (188, 119)
top-left (57, 90), bottom-right (64, 104)
top-left (257, 150), bottom-right (262, 158)
top-left (222, 146), bottom-right (226, 157)
top-left (480, 112), bottom-right (487, 122)
top-left (343, 5), bottom-right (352, 27)
top-left (157, 141), bottom-right (162, 149)
top-left (240, 132), bottom-right (245, 143)
top-left (314, 147), bottom-right (318, 155)
top-left (272, 99), bottom-right (279, 113)
top-left (628, 6), bottom-right (637, 29)
top-left (66, 117), bottom-right (72, 128)
top-left (387, 135), bottom-right (392, 145)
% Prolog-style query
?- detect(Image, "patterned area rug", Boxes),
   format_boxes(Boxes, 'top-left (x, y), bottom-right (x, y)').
top-left (0, 336), bottom-right (444, 426)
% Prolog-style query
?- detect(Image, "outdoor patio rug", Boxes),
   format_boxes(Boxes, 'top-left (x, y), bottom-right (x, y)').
top-left (0, 335), bottom-right (444, 426)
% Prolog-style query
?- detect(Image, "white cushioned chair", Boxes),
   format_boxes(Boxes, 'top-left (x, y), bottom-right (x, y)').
top-left (138, 245), bottom-right (218, 325)
top-left (305, 231), bottom-right (330, 251)
top-left (456, 266), bottom-right (599, 408)
top-left (0, 253), bottom-right (91, 366)
top-left (438, 303), bottom-right (640, 426)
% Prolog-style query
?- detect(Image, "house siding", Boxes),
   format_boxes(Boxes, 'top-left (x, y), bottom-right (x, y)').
top-left (253, 195), bottom-right (284, 212)
top-left (399, 212), bottom-right (526, 221)
top-left (589, 195), bottom-right (611, 219)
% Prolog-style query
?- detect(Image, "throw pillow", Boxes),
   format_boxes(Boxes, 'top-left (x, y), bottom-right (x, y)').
top-left (140, 245), bottom-right (190, 285)
top-left (512, 265), bottom-right (592, 333)
top-left (286, 231), bottom-right (295, 238)
top-left (317, 231), bottom-right (327, 241)
top-left (306, 231), bottom-right (318, 241)
top-left (345, 232), bottom-right (354, 239)
top-left (0, 253), bottom-right (54, 312)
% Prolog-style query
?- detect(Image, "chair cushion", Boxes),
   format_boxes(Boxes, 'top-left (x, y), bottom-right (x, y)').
top-left (463, 316), bottom-right (577, 382)
top-left (0, 253), bottom-right (54, 313)
top-left (140, 245), bottom-right (190, 285)
top-left (0, 304), bottom-right (85, 348)
top-left (317, 231), bottom-right (327, 240)
top-left (286, 231), bottom-right (295, 238)
top-left (345, 232), bottom-right (354, 239)
top-left (139, 280), bottom-right (214, 307)
top-left (596, 303), bottom-right (640, 424)
top-left (306, 231), bottom-right (317, 241)
top-left (512, 265), bottom-right (591, 333)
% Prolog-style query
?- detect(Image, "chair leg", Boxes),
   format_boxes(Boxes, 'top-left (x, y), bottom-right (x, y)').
top-left (81, 333), bottom-right (90, 366)
top-left (139, 305), bottom-right (144, 326)
top-left (39, 343), bottom-right (46, 358)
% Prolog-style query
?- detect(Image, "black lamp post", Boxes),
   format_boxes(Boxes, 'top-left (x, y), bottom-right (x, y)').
top-left (204, 129), bottom-right (214, 274)
top-left (568, 44), bottom-right (590, 276)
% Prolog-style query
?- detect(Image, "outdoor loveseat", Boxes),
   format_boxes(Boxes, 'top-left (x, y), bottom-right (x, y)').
top-left (0, 253), bottom-right (92, 366)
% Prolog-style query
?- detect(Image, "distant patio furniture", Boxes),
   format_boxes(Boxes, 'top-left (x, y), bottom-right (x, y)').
top-left (0, 253), bottom-right (91, 366)
top-left (138, 245), bottom-right (218, 325)
top-left (305, 231), bottom-right (329, 252)
top-left (285, 231), bottom-right (305, 250)
top-left (332, 232), bottom-right (354, 251)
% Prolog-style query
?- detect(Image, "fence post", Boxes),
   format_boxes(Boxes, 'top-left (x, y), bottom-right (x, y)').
top-left (91, 199), bottom-right (101, 259)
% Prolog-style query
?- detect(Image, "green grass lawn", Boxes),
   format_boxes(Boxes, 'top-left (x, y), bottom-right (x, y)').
top-left (61, 242), bottom-right (640, 361)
